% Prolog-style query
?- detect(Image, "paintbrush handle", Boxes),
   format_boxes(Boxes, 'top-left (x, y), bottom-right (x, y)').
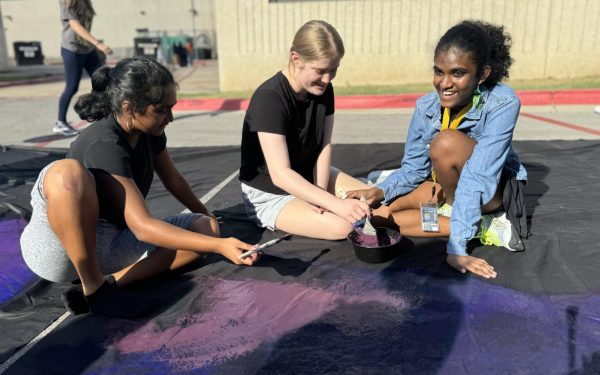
top-left (239, 234), bottom-right (292, 259)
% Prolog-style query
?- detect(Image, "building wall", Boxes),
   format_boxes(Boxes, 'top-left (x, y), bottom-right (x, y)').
top-left (2, 0), bottom-right (598, 92)
top-left (215, 0), bottom-right (600, 91)
top-left (0, 0), bottom-right (216, 63)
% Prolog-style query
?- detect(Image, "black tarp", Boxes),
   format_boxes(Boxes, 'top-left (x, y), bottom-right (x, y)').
top-left (1, 142), bottom-right (599, 374)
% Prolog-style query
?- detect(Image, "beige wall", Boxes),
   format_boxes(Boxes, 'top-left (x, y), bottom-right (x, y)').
top-left (0, 0), bottom-right (216, 62)
top-left (215, 0), bottom-right (600, 91)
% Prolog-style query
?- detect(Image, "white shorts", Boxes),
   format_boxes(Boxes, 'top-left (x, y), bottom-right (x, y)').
top-left (240, 183), bottom-right (295, 231)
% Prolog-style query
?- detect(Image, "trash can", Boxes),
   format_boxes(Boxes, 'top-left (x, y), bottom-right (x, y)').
top-left (196, 48), bottom-right (211, 59)
top-left (13, 41), bottom-right (44, 65)
top-left (133, 37), bottom-right (161, 59)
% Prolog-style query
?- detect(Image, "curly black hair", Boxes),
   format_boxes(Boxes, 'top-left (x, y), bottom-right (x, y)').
top-left (74, 57), bottom-right (176, 122)
top-left (434, 20), bottom-right (513, 88)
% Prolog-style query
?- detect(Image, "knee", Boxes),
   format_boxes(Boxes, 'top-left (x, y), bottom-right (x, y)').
top-left (327, 220), bottom-right (354, 240)
top-left (429, 131), bottom-right (455, 162)
top-left (189, 215), bottom-right (220, 237)
top-left (430, 131), bottom-right (475, 167)
top-left (44, 159), bottom-right (93, 197)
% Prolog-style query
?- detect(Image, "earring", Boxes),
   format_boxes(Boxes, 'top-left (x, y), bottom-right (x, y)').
top-left (472, 85), bottom-right (482, 108)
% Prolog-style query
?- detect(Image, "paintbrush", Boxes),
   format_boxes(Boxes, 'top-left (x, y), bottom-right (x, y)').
top-left (239, 233), bottom-right (293, 259)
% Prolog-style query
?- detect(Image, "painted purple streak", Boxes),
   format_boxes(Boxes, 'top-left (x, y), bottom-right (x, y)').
top-left (440, 279), bottom-right (600, 374)
top-left (96, 275), bottom-right (600, 374)
top-left (0, 219), bottom-right (37, 304)
top-left (109, 277), bottom-right (409, 368)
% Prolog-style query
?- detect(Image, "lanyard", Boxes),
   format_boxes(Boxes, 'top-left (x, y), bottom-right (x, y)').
top-left (430, 102), bottom-right (473, 201)
top-left (441, 102), bottom-right (472, 130)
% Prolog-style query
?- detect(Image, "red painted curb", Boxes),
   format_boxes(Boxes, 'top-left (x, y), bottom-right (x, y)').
top-left (174, 89), bottom-right (600, 112)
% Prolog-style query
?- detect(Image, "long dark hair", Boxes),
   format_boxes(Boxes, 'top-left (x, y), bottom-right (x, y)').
top-left (435, 20), bottom-right (513, 88)
top-left (75, 57), bottom-right (176, 122)
top-left (63, 0), bottom-right (95, 18)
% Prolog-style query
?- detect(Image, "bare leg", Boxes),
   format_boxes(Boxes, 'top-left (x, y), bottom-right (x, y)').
top-left (379, 131), bottom-right (502, 237)
top-left (430, 131), bottom-right (500, 278)
top-left (385, 181), bottom-right (444, 212)
top-left (389, 209), bottom-right (450, 237)
top-left (430, 130), bottom-right (503, 210)
top-left (44, 159), bottom-right (104, 296)
top-left (429, 130), bottom-right (475, 205)
top-left (46, 160), bottom-right (158, 317)
top-left (276, 198), bottom-right (354, 240)
top-left (275, 168), bottom-right (370, 240)
top-left (112, 216), bottom-right (218, 286)
top-left (368, 181), bottom-right (444, 233)
top-left (327, 168), bottom-right (370, 193)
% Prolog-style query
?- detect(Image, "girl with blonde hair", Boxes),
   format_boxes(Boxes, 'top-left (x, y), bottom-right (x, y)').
top-left (239, 20), bottom-right (370, 240)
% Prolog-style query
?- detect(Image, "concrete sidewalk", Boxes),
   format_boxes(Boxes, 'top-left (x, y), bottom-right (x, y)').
top-left (1, 60), bottom-right (599, 150)
top-left (0, 59), bottom-right (219, 94)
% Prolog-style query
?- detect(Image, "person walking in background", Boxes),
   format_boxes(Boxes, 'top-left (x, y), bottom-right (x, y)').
top-left (176, 42), bottom-right (187, 67)
top-left (185, 39), bottom-right (194, 67)
top-left (55, 0), bottom-right (112, 136)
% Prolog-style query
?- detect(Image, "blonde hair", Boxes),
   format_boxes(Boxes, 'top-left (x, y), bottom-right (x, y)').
top-left (290, 20), bottom-right (345, 62)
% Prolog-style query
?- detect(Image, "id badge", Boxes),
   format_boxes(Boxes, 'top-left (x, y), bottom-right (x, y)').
top-left (420, 202), bottom-right (439, 232)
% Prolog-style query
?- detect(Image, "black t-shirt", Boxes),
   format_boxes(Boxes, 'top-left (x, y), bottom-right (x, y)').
top-left (67, 116), bottom-right (167, 227)
top-left (239, 71), bottom-right (335, 195)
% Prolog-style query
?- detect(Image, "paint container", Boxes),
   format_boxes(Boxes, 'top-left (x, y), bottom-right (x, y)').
top-left (348, 227), bottom-right (402, 263)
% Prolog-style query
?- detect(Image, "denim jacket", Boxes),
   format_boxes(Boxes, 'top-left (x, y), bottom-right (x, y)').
top-left (376, 83), bottom-right (527, 256)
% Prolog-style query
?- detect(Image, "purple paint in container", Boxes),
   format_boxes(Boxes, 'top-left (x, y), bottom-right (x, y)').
top-left (348, 227), bottom-right (402, 263)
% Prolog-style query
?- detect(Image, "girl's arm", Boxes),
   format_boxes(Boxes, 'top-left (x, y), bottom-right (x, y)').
top-left (94, 172), bottom-right (256, 265)
top-left (258, 131), bottom-right (367, 223)
top-left (313, 114), bottom-right (334, 190)
top-left (347, 102), bottom-right (432, 205)
top-left (68, 19), bottom-right (112, 55)
top-left (154, 149), bottom-right (211, 216)
top-left (448, 94), bottom-right (521, 256)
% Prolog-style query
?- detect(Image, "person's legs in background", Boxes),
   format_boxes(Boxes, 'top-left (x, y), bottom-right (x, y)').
top-left (82, 49), bottom-right (103, 78)
top-left (55, 48), bottom-right (86, 136)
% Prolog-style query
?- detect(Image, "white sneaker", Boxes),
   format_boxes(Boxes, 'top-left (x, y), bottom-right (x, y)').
top-left (476, 211), bottom-right (524, 252)
top-left (53, 121), bottom-right (79, 136)
top-left (594, 106), bottom-right (600, 115)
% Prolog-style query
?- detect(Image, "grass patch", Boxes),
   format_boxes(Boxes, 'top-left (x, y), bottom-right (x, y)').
top-left (178, 75), bottom-right (600, 99)
top-left (507, 75), bottom-right (600, 91)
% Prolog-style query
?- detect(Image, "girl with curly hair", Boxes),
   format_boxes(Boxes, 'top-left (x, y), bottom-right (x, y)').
top-left (348, 20), bottom-right (528, 278)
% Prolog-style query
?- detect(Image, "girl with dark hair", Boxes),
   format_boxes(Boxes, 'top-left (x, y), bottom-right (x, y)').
top-left (239, 20), bottom-right (370, 240)
top-left (21, 57), bottom-right (258, 318)
top-left (55, 0), bottom-right (113, 136)
top-left (348, 20), bottom-right (527, 278)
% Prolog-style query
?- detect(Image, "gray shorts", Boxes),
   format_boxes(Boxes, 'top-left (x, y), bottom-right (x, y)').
top-left (241, 182), bottom-right (295, 231)
top-left (20, 162), bottom-right (202, 283)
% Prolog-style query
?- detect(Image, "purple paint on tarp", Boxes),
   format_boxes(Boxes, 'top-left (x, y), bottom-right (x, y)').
top-left (101, 276), bottom-right (600, 374)
top-left (107, 276), bottom-right (409, 369)
top-left (438, 278), bottom-right (600, 374)
top-left (0, 218), bottom-right (37, 305)
top-left (16, 265), bottom-right (595, 374)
